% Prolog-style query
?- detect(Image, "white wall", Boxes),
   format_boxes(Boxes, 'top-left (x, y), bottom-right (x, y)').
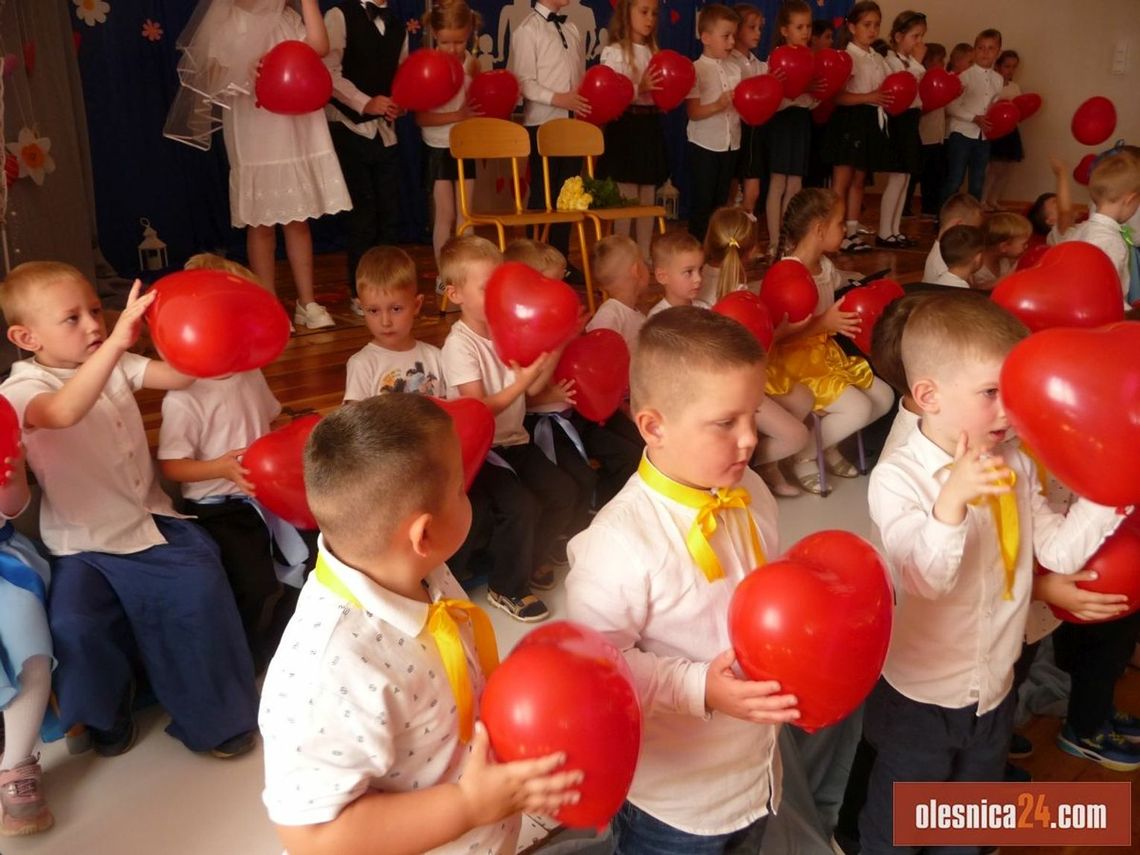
top-left (876, 0), bottom-right (1140, 203)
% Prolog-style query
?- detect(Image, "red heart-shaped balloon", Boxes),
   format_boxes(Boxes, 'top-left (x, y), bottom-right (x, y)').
top-left (760, 259), bottom-right (818, 323)
top-left (578, 64), bottom-right (635, 125)
top-left (254, 41), bottom-right (333, 115)
top-left (467, 69), bottom-right (519, 120)
top-left (1015, 242), bottom-right (1049, 271)
top-left (646, 49), bottom-right (696, 112)
top-left (984, 100), bottom-right (1020, 140)
top-left (392, 48), bottom-right (465, 112)
top-left (991, 242), bottom-right (1125, 333)
top-left (729, 531), bottom-right (893, 733)
top-left (881, 71), bottom-right (918, 117)
top-left (146, 270), bottom-right (291, 379)
top-left (553, 330), bottom-right (631, 424)
top-left (1012, 92), bottom-right (1042, 121)
top-left (428, 397), bottom-right (494, 490)
top-left (769, 45), bottom-right (814, 99)
top-left (918, 67), bottom-right (962, 112)
top-left (1046, 515), bottom-right (1140, 624)
top-left (1071, 96), bottom-right (1117, 146)
top-left (812, 99), bottom-right (837, 126)
top-left (0, 396), bottom-right (20, 486)
top-left (733, 74), bottom-right (784, 127)
top-left (243, 414), bottom-right (321, 530)
top-left (1001, 323), bottom-right (1140, 507)
top-left (481, 621), bottom-right (642, 829)
top-left (811, 48), bottom-right (852, 103)
top-left (1073, 153), bottom-right (1097, 186)
top-left (712, 291), bottom-right (774, 351)
top-left (841, 278), bottom-right (906, 355)
top-left (484, 262), bottom-right (581, 366)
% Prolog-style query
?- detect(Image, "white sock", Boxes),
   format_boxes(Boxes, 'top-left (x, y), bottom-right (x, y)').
top-left (845, 220), bottom-right (858, 239)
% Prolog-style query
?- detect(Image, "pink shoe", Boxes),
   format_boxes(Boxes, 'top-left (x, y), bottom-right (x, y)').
top-left (0, 756), bottom-right (54, 836)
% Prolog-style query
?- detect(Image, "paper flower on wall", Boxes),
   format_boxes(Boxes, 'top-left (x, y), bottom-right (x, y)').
top-left (74, 0), bottom-right (111, 27)
top-left (6, 128), bottom-right (56, 186)
top-left (405, 19), bottom-right (421, 35)
top-left (142, 19), bottom-right (163, 42)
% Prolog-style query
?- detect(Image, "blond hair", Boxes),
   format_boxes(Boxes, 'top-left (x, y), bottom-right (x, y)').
top-left (704, 207), bottom-right (758, 300)
top-left (439, 235), bottom-right (502, 290)
top-left (591, 234), bottom-right (641, 288)
top-left (610, 0), bottom-right (660, 70)
top-left (983, 212), bottom-right (1031, 248)
top-left (650, 230), bottom-right (703, 269)
top-left (423, 0), bottom-right (482, 72)
top-left (0, 260), bottom-right (87, 326)
top-left (355, 246), bottom-right (419, 298)
top-left (502, 238), bottom-right (566, 277)
top-left (698, 3), bottom-right (740, 34)
top-left (939, 192), bottom-right (984, 228)
top-left (781, 187), bottom-right (841, 257)
top-left (184, 252), bottom-right (258, 282)
top-left (1089, 149), bottom-right (1140, 205)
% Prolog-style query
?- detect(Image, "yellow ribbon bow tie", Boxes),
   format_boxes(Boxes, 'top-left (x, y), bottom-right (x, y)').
top-left (315, 555), bottom-right (499, 742)
top-left (638, 457), bottom-right (766, 582)
top-left (964, 463), bottom-right (1020, 601)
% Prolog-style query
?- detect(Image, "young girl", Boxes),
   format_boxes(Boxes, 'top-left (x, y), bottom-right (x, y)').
top-left (880, 10), bottom-right (927, 247)
top-left (769, 188), bottom-right (894, 493)
top-left (765, 0), bottom-right (818, 257)
top-left (167, 0), bottom-right (351, 331)
top-left (983, 49), bottom-right (1024, 211)
top-left (821, 1), bottom-right (893, 254)
top-left (948, 41), bottom-right (974, 73)
top-left (416, 2), bottom-right (481, 284)
top-left (597, 0), bottom-right (668, 259)
top-left (728, 5), bottom-right (768, 219)
top-left (0, 451), bottom-right (55, 836)
top-left (913, 42), bottom-right (947, 219)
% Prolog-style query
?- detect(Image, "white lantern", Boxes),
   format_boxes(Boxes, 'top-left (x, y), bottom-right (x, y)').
top-left (656, 179), bottom-right (680, 221)
top-left (137, 218), bottom-right (168, 271)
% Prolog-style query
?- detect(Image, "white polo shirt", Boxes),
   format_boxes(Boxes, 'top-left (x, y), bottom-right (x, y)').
top-left (946, 63), bottom-right (1003, 140)
top-left (686, 55), bottom-right (742, 153)
top-left (1060, 212), bottom-right (1131, 305)
top-left (933, 269), bottom-right (972, 289)
top-left (585, 298), bottom-right (646, 355)
top-left (441, 320), bottom-right (528, 447)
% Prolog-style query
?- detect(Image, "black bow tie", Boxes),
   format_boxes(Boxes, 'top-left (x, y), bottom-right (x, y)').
top-left (544, 12), bottom-right (568, 48)
top-left (366, 3), bottom-right (390, 22)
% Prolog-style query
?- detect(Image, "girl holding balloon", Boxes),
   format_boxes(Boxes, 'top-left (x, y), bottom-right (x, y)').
top-left (727, 5), bottom-right (768, 225)
top-left (982, 49), bottom-right (1025, 212)
top-left (880, 10), bottom-right (927, 247)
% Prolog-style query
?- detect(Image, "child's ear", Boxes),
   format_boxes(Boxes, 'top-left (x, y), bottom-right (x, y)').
top-left (635, 407), bottom-right (666, 447)
top-left (444, 283), bottom-right (462, 305)
top-left (6, 324), bottom-right (39, 353)
top-left (413, 293), bottom-right (425, 314)
top-left (911, 378), bottom-right (939, 415)
top-left (653, 267), bottom-right (669, 286)
top-left (407, 511), bottom-right (433, 559)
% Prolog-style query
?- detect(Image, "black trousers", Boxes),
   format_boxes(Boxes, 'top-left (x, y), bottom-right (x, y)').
top-left (578, 410), bottom-right (643, 509)
top-left (527, 125), bottom-right (581, 256)
top-left (686, 142), bottom-right (737, 242)
top-left (330, 122), bottom-right (401, 295)
top-left (497, 441), bottom-right (576, 567)
top-left (1054, 611), bottom-right (1140, 737)
top-left (523, 413), bottom-right (598, 534)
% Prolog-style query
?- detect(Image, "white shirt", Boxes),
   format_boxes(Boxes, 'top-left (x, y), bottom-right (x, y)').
top-left (933, 269), bottom-right (972, 289)
top-left (566, 461), bottom-right (782, 835)
top-left (686, 55), bottom-right (742, 153)
top-left (648, 297), bottom-right (710, 317)
top-left (324, 3), bottom-right (410, 145)
top-left (0, 354), bottom-right (182, 556)
top-left (946, 63), bottom-right (1003, 140)
top-left (844, 42), bottom-right (889, 95)
top-left (1060, 211), bottom-right (1131, 304)
top-left (509, 5), bottom-right (585, 126)
top-left (260, 541), bottom-right (519, 853)
top-left (601, 43), bottom-right (655, 107)
top-left (885, 51), bottom-right (924, 110)
top-left (421, 63), bottom-right (474, 149)
top-left (1000, 80), bottom-right (1022, 100)
top-left (344, 341), bottom-right (447, 402)
top-left (923, 241), bottom-right (947, 282)
top-left (441, 320), bottom-right (528, 447)
top-left (788, 254), bottom-right (841, 316)
top-left (585, 298), bottom-right (646, 354)
top-left (728, 49), bottom-right (767, 81)
top-left (157, 371), bottom-right (282, 502)
top-left (869, 427), bottom-right (1124, 714)
top-left (879, 401), bottom-right (920, 461)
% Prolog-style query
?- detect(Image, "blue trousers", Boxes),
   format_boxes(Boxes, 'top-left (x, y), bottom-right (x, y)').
top-left (613, 801), bottom-right (769, 855)
top-left (48, 516), bottom-right (258, 751)
top-left (941, 132), bottom-right (991, 209)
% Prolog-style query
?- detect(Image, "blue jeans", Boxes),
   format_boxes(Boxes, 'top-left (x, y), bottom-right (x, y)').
top-left (941, 132), bottom-right (991, 208)
top-left (613, 801), bottom-right (769, 855)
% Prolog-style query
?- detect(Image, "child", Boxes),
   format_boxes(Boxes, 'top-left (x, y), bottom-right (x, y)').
top-left (685, 4), bottom-right (743, 241)
top-left (859, 295), bottom-right (1126, 852)
top-left (933, 224), bottom-right (985, 288)
top-left (948, 41), bottom-right (974, 73)
top-left (822, 1), bottom-right (894, 254)
top-left (440, 236), bottom-right (575, 618)
top-left (566, 308), bottom-right (798, 853)
top-left (913, 42), bottom-right (947, 219)
top-left (167, 0), bottom-right (349, 330)
top-left (503, 238), bottom-right (567, 281)
top-left (0, 450), bottom-right (54, 836)
top-left (942, 28), bottom-right (1003, 208)
top-left (982, 49), bottom-right (1025, 211)
top-left (923, 191), bottom-right (985, 281)
top-left (805, 19), bottom-right (836, 190)
top-left (810, 17), bottom-right (834, 51)
top-left (728, 5), bottom-right (768, 220)
top-left (770, 188), bottom-right (894, 494)
top-left (260, 394), bottom-right (582, 854)
top-left (700, 204), bottom-right (759, 305)
top-left (974, 211), bottom-right (1032, 289)
top-left (765, 0), bottom-right (818, 256)
top-left (0, 262), bottom-right (258, 758)
top-left (880, 10), bottom-right (927, 247)
top-left (598, 0), bottom-right (669, 259)
top-left (649, 229), bottom-right (708, 314)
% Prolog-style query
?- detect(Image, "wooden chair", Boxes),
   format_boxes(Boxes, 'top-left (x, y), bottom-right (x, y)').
top-left (448, 118), bottom-right (596, 313)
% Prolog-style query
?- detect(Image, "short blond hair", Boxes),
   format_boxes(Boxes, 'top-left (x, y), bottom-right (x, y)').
top-left (939, 192), bottom-right (984, 228)
top-left (698, 3), bottom-right (740, 34)
top-left (0, 261), bottom-right (88, 326)
top-left (983, 212), bottom-right (1031, 248)
top-left (650, 230), bottom-right (703, 269)
top-left (356, 246), bottom-right (418, 298)
top-left (591, 234), bottom-right (641, 287)
top-left (503, 238), bottom-right (566, 276)
top-left (1089, 149), bottom-right (1140, 205)
top-left (439, 235), bottom-right (502, 290)
top-left (184, 252), bottom-right (258, 282)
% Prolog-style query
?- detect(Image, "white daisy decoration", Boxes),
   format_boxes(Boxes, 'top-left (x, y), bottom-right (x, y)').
top-left (74, 0), bottom-right (111, 27)
top-left (5, 127), bottom-right (56, 186)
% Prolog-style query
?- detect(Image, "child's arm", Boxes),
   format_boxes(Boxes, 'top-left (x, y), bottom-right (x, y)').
top-left (525, 377), bottom-right (577, 408)
top-left (779, 301), bottom-right (862, 343)
top-left (1050, 156), bottom-right (1075, 236)
top-left (686, 89), bottom-right (733, 120)
top-left (453, 352), bottom-right (553, 415)
top-left (1027, 472), bottom-right (1126, 576)
top-left (835, 89), bottom-right (893, 108)
top-left (160, 451), bottom-right (255, 495)
top-left (510, 30), bottom-right (590, 115)
top-left (1032, 569), bottom-right (1130, 623)
top-left (0, 449), bottom-right (32, 519)
top-left (142, 361), bottom-right (195, 391)
top-left (415, 104), bottom-right (481, 127)
top-left (299, 0), bottom-right (330, 57)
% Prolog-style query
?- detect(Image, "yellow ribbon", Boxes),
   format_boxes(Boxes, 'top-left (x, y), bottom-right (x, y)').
top-left (314, 555), bottom-right (499, 743)
top-left (638, 457), bottom-right (765, 582)
top-left (1019, 442), bottom-right (1048, 493)
top-left (964, 465), bottom-right (1020, 601)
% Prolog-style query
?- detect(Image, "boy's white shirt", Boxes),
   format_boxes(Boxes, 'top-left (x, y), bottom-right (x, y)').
top-left (344, 340), bottom-right (447, 403)
top-left (440, 320), bottom-right (528, 447)
top-left (585, 298), bottom-right (646, 355)
top-left (648, 297), bottom-right (710, 317)
top-left (509, 3), bottom-right (585, 126)
top-left (923, 240), bottom-right (948, 282)
top-left (933, 269), bottom-right (972, 289)
top-left (1059, 211), bottom-right (1131, 305)
top-left (686, 54), bottom-right (743, 152)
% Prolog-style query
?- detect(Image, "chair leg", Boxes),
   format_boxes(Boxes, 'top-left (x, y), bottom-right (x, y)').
top-left (577, 222), bottom-right (596, 315)
top-left (855, 429), bottom-right (868, 475)
top-left (495, 223), bottom-right (507, 251)
top-left (656, 216), bottom-right (667, 234)
top-left (812, 412), bottom-right (831, 497)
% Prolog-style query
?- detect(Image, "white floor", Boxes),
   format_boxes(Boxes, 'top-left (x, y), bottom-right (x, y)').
top-left (13, 476), bottom-right (872, 855)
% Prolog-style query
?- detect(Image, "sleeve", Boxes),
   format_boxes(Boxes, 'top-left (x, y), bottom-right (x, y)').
top-left (439, 334), bottom-right (483, 391)
top-left (945, 68), bottom-right (976, 122)
top-left (0, 372), bottom-right (51, 430)
top-left (343, 350), bottom-right (375, 403)
top-left (426, 344), bottom-right (448, 392)
top-left (585, 301), bottom-right (615, 334)
top-left (119, 352), bottom-right (152, 392)
top-left (509, 23), bottom-right (556, 106)
top-left (157, 395), bottom-right (200, 461)
top-left (252, 371), bottom-right (283, 424)
top-left (323, 8), bottom-right (372, 116)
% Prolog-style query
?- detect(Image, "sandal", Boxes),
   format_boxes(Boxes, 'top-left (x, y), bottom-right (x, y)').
top-left (825, 448), bottom-right (860, 478)
top-left (792, 459), bottom-right (830, 496)
top-left (757, 462), bottom-right (801, 498)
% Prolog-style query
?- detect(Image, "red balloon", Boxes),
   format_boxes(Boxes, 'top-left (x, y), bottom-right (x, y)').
top-left (840, 278), bottom-right (906, 355)
top-left (991, 242), bottom-right (1125, 333)
top-left (811, 99), bottom-right (837, 126)
top-left (881, 71), bottom-right (918, 117)
top-left (1001, 322), bottom-right (1140, 507)
top-left (578, 64), bottom-right (635, 125)
top-left (0, 396), bottom-right (20, 486)
top-left (1012, 92), bottom-right (1042, 121)
top-left (759, 259), bottom-right (818, 323)
top-left (1047, 516), bottom-right (1140, 624)
top-left (553, 330), bottom-right (630, 424)
top-left (146, 270), bottom-right (291, 379)
top-left (255, 41), bottom-right (332, 115)
top-left (481, 621), bottom-right (642, 829)
top-left (243, 414), bottom-right (321, 530)
top-left (1073, 153), bottom-right (1097, 186)
top-left (768, 45), bottom-right (814, 99)
top-left (1071, 96), bottom-right (1117, 146)
top-left (1014, 242), bottom-right (1049, 271)
top-left (811, 48), bottom-right (852, 103)
top-left (428, 397), bottom-right (494, 491)
top-left (729, 531), bottom-right (893, 732)
top-left (712, 291), bottom-right (774, 351)
top-left (918, 67), bottom-right (962, 112)
top-left (733, 74), bottom-right (784, 127)
top-left (984, 100), bottom-right (1020, 140)
top-left (467, 69), bottom-right (519, 120)
top-left (646, 49), bottom-right (696, 112)
top-left (392, 49), bottom-right (465, 112)
top-left (484, 262), bottom-right (581, 366)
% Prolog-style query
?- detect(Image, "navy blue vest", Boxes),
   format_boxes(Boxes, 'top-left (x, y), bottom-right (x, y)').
top-left (330, 1), bottom-right (405, 125)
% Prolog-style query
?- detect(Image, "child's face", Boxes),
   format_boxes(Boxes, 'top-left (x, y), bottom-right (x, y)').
top-left (781, 11), bottom-right (812, 48)
top-left (736, 14), bottom-right (763, 52)
top-left (426, 429), bottom-right (474, 565)
top-left (445, 259), bottom-right (496, 327)
top-left (655, 250), bottom-right (704, 304)
top-left (360, 287), bottom-right (422, 350)
top-left (541, 262), bottom-right (567, 282)
top-left (973, 37), bottom-right (1000, 69)
top-left (13, 276), bottom-right (108, 369)
top-left (950, 50), bottom-right (973, 73)
top-left (545, 0), bottom-right (571, 10)
top-left (997, 56), bottom-right (1018, 83)
top-left (848, 13), bottom-right (881, 48)
top-left (810, 28), bottom-right (833, 52)
top-left (895, 24), bottom-right (926, 58)
top-left (630, 0), bottom-right (659, 43)
top-left (1042, 196), bottom-right (1059, 227)
top-left (819, 206), bottom-right (846, 253)
top-left (701, 21), bottom-right (736, 59)
top-left (998, 236), bottom-right (1030, 259)
top-left (435, 26), bottom-right (472, 60)
top-left (918, 355), bottom-right (1010, 452)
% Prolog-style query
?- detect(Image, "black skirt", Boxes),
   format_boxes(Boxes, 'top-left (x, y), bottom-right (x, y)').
top-left (737, 123), bottom-right (767, 179)
top-left (886, 107), bottom-right (922, 175)
top-left (821, 104), bottom-right (891, 172)
top-left (767, 106), bottom-right (812, 176)
top-left (423, 143), bottom-right (471, 184)
top-left (597, 107), bottom-right (670, 187)
top-left (990, 126), bottom-right (1024, 162)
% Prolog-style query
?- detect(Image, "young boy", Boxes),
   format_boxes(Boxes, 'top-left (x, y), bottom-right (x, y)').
top-left (567, 307), bottom-right (799, 852)
top-left (942, 28), bottom-right (1003, 207)
top-left (649, 230), bottom-right (707, 316)
top-left (260, 394), bottom-right (581, 854)
top-left (924, 191), bottom-right (985, 281)
top-left (932, 224), bottom-right (984, 289)
top-left (974, 211), bottom-right (1031, 289)
top-left (503, 238), bottom-right (568, 282)
top-left (0, 262), bottom-right (258, 758)
top-left (440, 235), bottom-right (576, 619)
top-left (586, 234), bottom-right (651, 352)
top-left (686, 4), bottom-right (743, 241)
top-left (859, 295), bottom-right (1126, 853)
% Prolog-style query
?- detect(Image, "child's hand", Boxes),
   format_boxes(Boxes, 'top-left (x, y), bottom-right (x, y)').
top-left (553, 91), bottom-right (592, 116)
top-left (934, 432), bottom-right (1013, 525)
top-left (866, 89), bottom-right (893, 108)
top-left (512, 352), bottom-right (553, 387)
top-left (640, 68), bottom-right (664, 93)
top-left (549, 378), bottom-right (577, 406)
top-left (1035, 570), bottom-right (1130, 622)
top-left (107, 280), bottom-right (156, 352)
top-left (821, 301), bottom-right (862, 338)
top-left (717, 90), bottom-right (734, 111)
top-left (973, 114), bottom-right (992, 133)
top-left (458, 723), bottom-right (583, 827)
top-left (770, 67), bottom-right (788, 84)
top-left (364, 94), bottom-right (399, 120)
top-left (461, 102), bottom-right (486, 120)
top-left (1048, 155), bottom-right (1067, 177)
top-left (214, 448), bottom-right (256, 494)
top-left (705, 649), bottom-right (800, 725)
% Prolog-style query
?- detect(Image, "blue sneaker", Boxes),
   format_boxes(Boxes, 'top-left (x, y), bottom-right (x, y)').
top-left (1110, 709), bottom-right (1140, 743)
top-left (1057, 723), bottom-right (1140, 772)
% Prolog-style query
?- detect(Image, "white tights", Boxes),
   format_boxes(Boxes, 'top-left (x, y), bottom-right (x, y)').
top-left (755, 382), bottom-right (814, 464)
top-left (878, 172), bottom-right (909, 239)
top-left (813, 378), bottom-right (895, 453)
top-left (765, 173), bottom-right (803, 250)
top-left (1, 655), bottom-right (51, 768)
top-left (615, 184), bottom-right (659, 259)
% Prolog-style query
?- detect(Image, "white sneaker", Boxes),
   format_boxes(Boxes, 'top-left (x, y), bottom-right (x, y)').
top-left (350, 297), bottom-right (364, 317)
top-left (294, 301), bottom-right (335, 329)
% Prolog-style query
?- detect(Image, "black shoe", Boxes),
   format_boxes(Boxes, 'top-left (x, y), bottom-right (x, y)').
top-left (874, 235), bottom-right (905, 248)
top-left (211, 730), bottom-right (257, 759)
top-left (893, 233), bottom-right (917, 247)
top-left (91, 681), bottom-right (138, 757)
top-left (1009, 732), bottom-right (1034, 759)
top-left (565, 265), bottom-right (586, 285)
top-left (840, 237), bottom-right (872, 253)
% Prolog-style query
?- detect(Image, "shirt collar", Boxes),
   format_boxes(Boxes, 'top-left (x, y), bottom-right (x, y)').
top-left (1087, 210), bottom-right (1119, 228)
top-left (904, 422), bottom-right (956, 476)
top-left (534, 3), bottom-right (557, 19)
